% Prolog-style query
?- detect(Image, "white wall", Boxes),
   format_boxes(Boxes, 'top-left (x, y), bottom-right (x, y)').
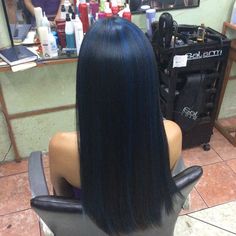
top-left (132, 0), bottom-right (235, 32)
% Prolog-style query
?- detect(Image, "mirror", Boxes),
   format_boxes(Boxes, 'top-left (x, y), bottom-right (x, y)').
top-left (3, 0), bottom-right (77, 60)
top-left (2, 0), bottom-right (200, 61)
top-left (130, 0), bottom-right (200, 13)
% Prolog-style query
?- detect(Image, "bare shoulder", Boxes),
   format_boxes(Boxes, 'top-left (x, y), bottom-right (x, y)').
top-left (49, 132), bottom-right (77, 151)
top-left (49, 131), bottom-right (79, 163)
top-left (163, 120), bottom-right (181, 132)
top-left (163, 120), bottom-right (182, 168)
top-left (49, 131), bottom-right (80, 188)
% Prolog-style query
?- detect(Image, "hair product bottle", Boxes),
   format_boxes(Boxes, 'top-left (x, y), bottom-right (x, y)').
top-left (60, 5), bottom-right (66, 19)
top-left (56, 19), bottom-right (66, 48)
top-left (34, 7), bottom-right (43, 28)
top-left (89, 1), bottom-right (99, 18)
top-left (38, 26), bottom-right (52, 58)
top-left (65, 13), bottom-right (75, 50)
top-left (146, 9), bottom-right (156, 38)
top-left (41, 12), bottom-right (50, 29)
top-left (79, 2), bottom-right (89, 33)
top-left (64, 0), bottom-right (72, 11)
top-left (122, 4), bottom-right (131, 21)
top-left (197, 23), bottom-right (205, 42)
top-left (105, 2), bottom-right (113, 18)
top-left (68, 5), bottom-right (74, 18)
top-left (48, 32), bottom-right (58, 57)
top-left (74, 14), bottom-right (84, 55)
top-left (111, 0), bottom-right (119, 15)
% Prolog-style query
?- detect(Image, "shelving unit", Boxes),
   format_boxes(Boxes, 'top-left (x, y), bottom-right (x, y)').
top-left (153, 26), bottom-right (230, 149)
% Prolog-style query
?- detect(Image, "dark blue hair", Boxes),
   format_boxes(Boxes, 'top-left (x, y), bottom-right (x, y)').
top-left (76, 17), bottom-right (178, 234)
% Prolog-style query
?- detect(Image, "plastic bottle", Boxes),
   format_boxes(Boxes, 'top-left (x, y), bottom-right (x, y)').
top-left (122, 4), bottom-right (131, 21)
top-left (105, 2), bottom-right (113, 18)
top-left (56, 19), bottom-right (66, 48)
top-left (117, 0), bottom-right (124, 11)
top-left (65, 13), bottom-right (76, 50)
top-left (34, 7), bottom-right (43, 28)
top-left (111, 0), bottom-right (119, 15)
top-left (73, 14), bottom-right (84, 55)
top-left (38, 26), bottom-right (52, 59)
top-left (98, 12), bottom-right (106, 19)
top-left (79, 2), bottom-right (89, 33)
top-left (231, 1), bottom-right (236, 24)
top-left (197, 23), bottom-right (205, 42)
top-left (61, 5), bottom-right (66, 19)
top-left (99, 0), bottom-right (106, 12)
top-left (88, 7), bottom-right (95, 26)
top-left (64, 0), bottom-right (71, 11)
top-left (41, 12), bottom-right (50, 29)
top-left (146, 9), bottom-right (156, 38)
top-left (68, 5), bottom-right (74, 18)
top-left (90, 1), bottom-right (99, 18)
top-left (48, 32), bottom-right (58, 57)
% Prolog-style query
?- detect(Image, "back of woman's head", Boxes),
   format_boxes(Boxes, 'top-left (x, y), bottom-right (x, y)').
top-left (76, 17), bottom-right (177, 234)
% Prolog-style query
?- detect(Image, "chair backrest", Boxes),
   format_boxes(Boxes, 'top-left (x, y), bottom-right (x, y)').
top-left (29, 151), bottom-right (203, 236)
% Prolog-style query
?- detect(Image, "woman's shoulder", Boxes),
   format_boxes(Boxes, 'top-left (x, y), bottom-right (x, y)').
top-left (163, 120), bottom-right (181, 131)
top-left (49, 132), bottom-right (80, 189)
top-left (49, 132), bottom-right (78, 156)
top-left (164, 120), bottom-right (182, 138)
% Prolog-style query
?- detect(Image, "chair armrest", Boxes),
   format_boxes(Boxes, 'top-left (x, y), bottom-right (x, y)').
top-left (31, 195), bottom-right (83, 213)
top-left (174, 165), bottom-right (203, 190)
top-left (28, 151), bottom-right (49, 198)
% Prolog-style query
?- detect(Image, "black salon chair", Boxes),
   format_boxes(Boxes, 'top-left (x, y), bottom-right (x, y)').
top-left (28, 151), bottom-right (202, 236)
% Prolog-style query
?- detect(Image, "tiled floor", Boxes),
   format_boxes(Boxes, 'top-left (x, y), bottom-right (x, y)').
top-left (0, 128), bottom-right (236, 235)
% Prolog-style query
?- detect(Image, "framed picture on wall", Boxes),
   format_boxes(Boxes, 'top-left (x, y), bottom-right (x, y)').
top-left (130, 0), bottom-right (200, 14)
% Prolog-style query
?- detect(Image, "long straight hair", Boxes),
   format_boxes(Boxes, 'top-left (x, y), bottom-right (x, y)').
top-left (76, 17), bottom-right (178, 234)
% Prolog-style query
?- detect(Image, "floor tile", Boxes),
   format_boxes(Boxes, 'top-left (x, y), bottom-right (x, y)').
top-left (0, 209), bottom-right (40, 236)
top-left (189, 201), bottom-right (236, 234)
top-left (182, 147), bottom-right (222, 167)
top-left (196, 162), bottom-right (236, 207)
top-left (217, 117), bottom-right (236, 127)
top-left (210, 130), bottom-right (236, 161)
top-left (175, 215), bottom-right (235, 236)
top-left (0, 173), bottom-right (31, 215)
top-left (180, 188), bottom-right (207, 215)
top-left (226, 159), bottom-right (236, 174)
top-left (0, 159), bottom-right (28, 177)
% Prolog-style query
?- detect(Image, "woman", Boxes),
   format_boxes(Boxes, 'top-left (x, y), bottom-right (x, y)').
top-left (23, 0), bottom-right (70, 24)
top-left (49, 17), bottom-right (182, 234)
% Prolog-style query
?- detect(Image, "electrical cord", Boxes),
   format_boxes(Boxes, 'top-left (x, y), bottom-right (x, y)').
top-left (0, 144), bottom-right (12, 163)
top-left (0, 109), bottom-right (13, 163)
